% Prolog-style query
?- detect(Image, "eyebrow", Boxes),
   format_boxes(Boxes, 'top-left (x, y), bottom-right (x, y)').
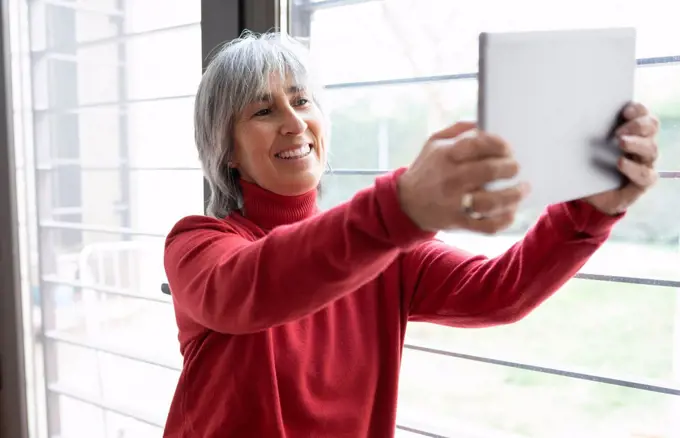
top-left (255, 85), bottom-right (306, 103)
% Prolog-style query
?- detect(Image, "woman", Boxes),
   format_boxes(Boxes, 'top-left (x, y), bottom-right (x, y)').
top-left (163, 32), bottom-right (659, 437)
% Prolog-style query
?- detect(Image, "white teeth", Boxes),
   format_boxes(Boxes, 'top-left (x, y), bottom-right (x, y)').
top-left (276, 144), bottom-right (312, 159)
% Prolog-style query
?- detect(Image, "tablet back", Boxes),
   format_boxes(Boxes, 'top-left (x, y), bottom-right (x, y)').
top-left (478, 27), bottom-right (636, 208)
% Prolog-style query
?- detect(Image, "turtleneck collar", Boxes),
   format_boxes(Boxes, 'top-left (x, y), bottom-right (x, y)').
top-left (238, 180), bottom-right (318, 230)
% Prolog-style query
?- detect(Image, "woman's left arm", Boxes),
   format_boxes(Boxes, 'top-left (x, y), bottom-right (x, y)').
top-left (402, 102), bottom-right (659, 327)
top-left (402, 200), bottom-right (621, 327)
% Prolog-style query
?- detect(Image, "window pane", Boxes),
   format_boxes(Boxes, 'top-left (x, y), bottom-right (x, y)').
top-left (127, 98), bottom-right (199, 168)
top-left (325, 65), bottom-right (680, 172)
top-left (302, 0), bottom-right (680, 84)
top-left (122, 0), bottom-right (200, 34)
top-left (398, 347), bottom-right (680, 438)
top-left (406, 279), bottom-right (679, 384)
top-left (10, 1), bottom-right (203, 436)
top-left (318, 173), bottom-right (376, 210)
top-left (291, 1), bottom-right (680, 436)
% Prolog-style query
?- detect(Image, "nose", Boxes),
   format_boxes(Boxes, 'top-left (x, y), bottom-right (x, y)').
top-left (280, 107), bottom-right (307, 136)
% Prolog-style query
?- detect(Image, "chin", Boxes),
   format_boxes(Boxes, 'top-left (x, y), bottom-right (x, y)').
top-left (284, 174), bottom-right (322, 196)
top-left (263, 169), bottom-right (322, 197)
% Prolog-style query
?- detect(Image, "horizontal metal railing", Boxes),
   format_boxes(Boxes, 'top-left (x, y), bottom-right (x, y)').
top-left (403, 344), bottom-right (680, 396)
top-left (329, 169), bottom-right (680, 179)
top-left (303, 0), bottom-right (382, 10)
top-left (396, 425), bottom-right (447, 438)
top-left (575, 272), bottom-right (680, 288)
top-left (33, 94), bottom-right (194, 114)
top-left (31, 22), bottom-right (200, 55)
top-left (38, 220), bottom-right (166, 238)
top-left (44, 330), bottom-right (181, 371)
top-left (47, 383), bottom-right (165, 428)
top-left (29, 167), bottom-right (680, 179)
top-left (36, 164), bottom-right (201, 172)
top-left (42, 276), bottom-right (172, 304)
top-left (39, 0), bottom-right (124, 16)
top-left (324, 55), bottom-right (680, 90)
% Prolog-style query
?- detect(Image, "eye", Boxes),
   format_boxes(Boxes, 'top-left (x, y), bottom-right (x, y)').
top-left (294, 97), bottom-right (310, 107)
top-left (253, 108), bottom-right (271, 117)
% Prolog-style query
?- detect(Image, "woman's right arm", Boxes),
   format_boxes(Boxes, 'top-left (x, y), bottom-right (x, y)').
top-left (164, 169), bottom-right (432, 335)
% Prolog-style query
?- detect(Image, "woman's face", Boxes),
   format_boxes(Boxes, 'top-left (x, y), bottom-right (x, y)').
top-left (232, 74), bottom-right (326, 196)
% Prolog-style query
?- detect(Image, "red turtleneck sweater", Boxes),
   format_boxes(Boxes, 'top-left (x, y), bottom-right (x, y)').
top-left (162, 168), bottom-right (620, 437)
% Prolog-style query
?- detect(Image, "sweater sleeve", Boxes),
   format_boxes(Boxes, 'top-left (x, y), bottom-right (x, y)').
top-left (164, 170), bottom-right (434, 334)
top-left (403, 200), bottom-right (623, 327)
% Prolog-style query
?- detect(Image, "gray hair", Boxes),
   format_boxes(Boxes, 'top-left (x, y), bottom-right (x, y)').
top-left (194, 31), bottom-right (324, 218)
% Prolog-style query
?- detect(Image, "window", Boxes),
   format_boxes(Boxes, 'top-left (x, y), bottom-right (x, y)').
top-left (288, 0), bottom-right (680, 436)
top-left (8, 0), bottom-right (203, 436)
top-left (5, 0), bottom-right (678, 437)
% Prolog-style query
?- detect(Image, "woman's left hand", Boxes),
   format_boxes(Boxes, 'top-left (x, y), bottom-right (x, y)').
top-left (583, 102), bottom-right (660, 215)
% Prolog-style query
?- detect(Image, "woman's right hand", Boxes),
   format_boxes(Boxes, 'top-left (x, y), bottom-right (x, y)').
top-left (397, 121), bottom-right (530, 234)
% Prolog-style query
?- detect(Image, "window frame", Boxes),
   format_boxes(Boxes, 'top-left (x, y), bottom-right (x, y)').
top-left (0, 1), bottom-right (31, 437)
top-left (1, 0), bottom-right (678, 437)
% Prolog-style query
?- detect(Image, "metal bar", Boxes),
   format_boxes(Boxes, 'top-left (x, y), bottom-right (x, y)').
top-left (116, 0), bottom-right (133, 237)
top-left (325, 72), bottom-right (477, 90)
top-left (36, 164), bottom-right (200, 171)
top-left (50, 205), bottom-right (128, 215)
top-left (396, 425), bottom-right (447, 438)
top-left (42, 276), bottom-right (172, 305)
top-left (33, 93), bottom-right (194, 114)
top-left (0, 1), bottom-right (30, 436)
top-left (28, 0), bottom-right (69, 434)
top-left (327, 169), bottom-right (680, 179)
top-left (32, 168), bottom-right (678, 178)
top-left (327, 168), bottom-right (390, 175)
top-left (403, 344), bottom-right (680, 396)
top-left (32, 22), bottom-right (200, 55)
top-left (44, 331), bottom-right (181, 372)
top-left (574, 272), bottom-right (680, 288)
top-left (324, 55), bottom-right (680, 90)
top-left (637, 55), bottom-right (680, 67)
top-left (34, 52), bottom-right (124, 67)
top-left (38, 220), bottom-right (165, 238)
top-left (47, 383), bottom-right (165, 428)
top-left (38, 0), bottom-right (124, 16)
top-left (304, 0), bottom-right (381, 10)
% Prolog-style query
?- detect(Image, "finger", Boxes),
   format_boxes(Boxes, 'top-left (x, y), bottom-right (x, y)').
top-left (444, 133), bottom-right (512, 162)
top-left (619, 156), bottom-right (658, 188)
top-left (616, 115), bottom-right (659, 137)
top-left (466, 183), bottom-right (529, 216)
top-left (464, 209), bottom-right (517, 234)
top-left (619, 135), bottom-right (658, 165)
top-left (430, 121), bottom-right (477, 140)
top-left (454, 157), bottom-right (520, 189)
top-left (622, 102), bottom-right (650, 120)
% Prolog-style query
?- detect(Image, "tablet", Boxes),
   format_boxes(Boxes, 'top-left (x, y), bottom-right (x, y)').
top-left (478, 27), bottom-right (637, 209)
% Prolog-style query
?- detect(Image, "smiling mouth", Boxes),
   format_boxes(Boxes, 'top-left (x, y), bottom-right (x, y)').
top-left (274, 144), bottom-right (313, 160)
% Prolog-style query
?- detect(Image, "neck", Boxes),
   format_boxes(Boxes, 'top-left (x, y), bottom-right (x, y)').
top-left (238, 180), bottom-right (318, 229)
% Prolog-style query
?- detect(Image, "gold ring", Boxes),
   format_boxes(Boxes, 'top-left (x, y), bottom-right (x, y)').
top-left (461, 193), bottom-right (485, 220)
